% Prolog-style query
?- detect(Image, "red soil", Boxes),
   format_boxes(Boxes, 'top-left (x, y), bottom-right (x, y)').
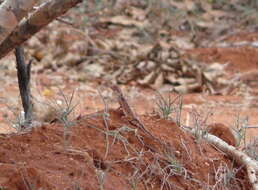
top-left (0, 109), bottom-right (251, 189)
top-left (207, 123), bottom-right (238, 147)
top-left (187, 47), bottom-right (258, 73)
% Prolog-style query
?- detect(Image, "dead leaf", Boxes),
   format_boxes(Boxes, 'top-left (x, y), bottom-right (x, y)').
top-left (138, 70), bottom-right (157, 85)
top-left (151, 72), bottom-right (164, 89)
top-left (100, 15), bottom-right (148, 28)
top-left (125, 6), bottom-right (147, 21)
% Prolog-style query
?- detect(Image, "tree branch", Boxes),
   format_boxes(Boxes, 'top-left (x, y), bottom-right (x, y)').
top-left (0, 0), bottom-right (39, 44)
top-left (0, 0), bottom-right (82, 59)
top-left (15, 46), bottom-right (33, 125)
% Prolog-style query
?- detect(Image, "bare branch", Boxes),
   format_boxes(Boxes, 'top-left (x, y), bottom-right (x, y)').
top-left (0, 0), bottom-right (82, 59)
top-left (0, 0), bottom-right (39, 44)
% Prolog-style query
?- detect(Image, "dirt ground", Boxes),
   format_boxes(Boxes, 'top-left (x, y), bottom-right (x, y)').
top-left (0, 109), bottom-right (252, 189)
top-left (0, 1), bottom-right (258, 189)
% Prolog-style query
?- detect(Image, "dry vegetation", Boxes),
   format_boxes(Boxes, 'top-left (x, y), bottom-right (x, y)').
top-left (0, 0), bottom-right (258, 189)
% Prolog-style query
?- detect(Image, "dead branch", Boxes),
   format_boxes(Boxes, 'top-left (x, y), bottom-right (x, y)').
top-left (0, 0), bottom-right (39, 44)
top-left (0, 0), bottom-right (82, 59)
top-left (183, 126), bottom-right (258, 190)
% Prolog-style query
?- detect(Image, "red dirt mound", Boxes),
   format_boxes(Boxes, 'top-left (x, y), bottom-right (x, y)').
top-left (207, 123), bottom-right (239, 147)
top-left (0, 109), bottom-right (250, 189)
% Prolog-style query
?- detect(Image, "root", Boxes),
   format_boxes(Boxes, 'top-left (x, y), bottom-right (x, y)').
top-left (184, 126), bottom-right (258, 190)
